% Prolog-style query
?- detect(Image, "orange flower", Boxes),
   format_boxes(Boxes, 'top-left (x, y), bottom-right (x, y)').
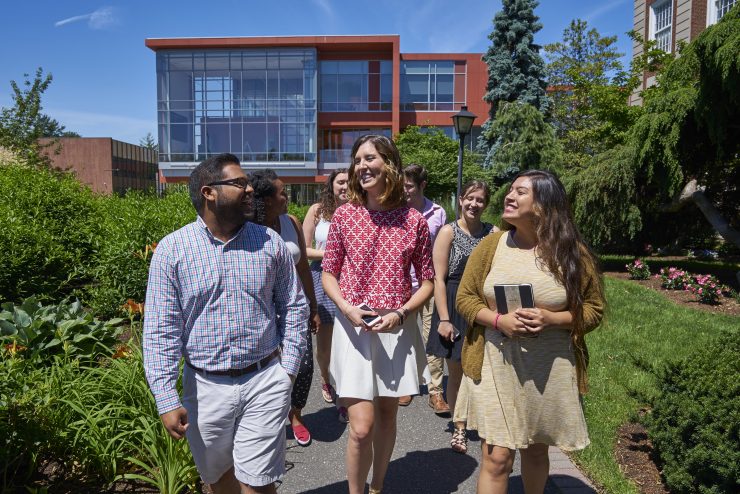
top-left (4, 342), bottom-right (27, 356)
top-left (112, 344), bottom-right (131, 359)
top-left (122, 299), bottom-right (144, 316)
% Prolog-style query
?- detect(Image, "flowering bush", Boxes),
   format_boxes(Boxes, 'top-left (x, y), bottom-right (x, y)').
top-left (658, 267), bottom-right (693, 290)
top-left (626, 259), bottom-right (651, 280)
top-left (687, 274), bottom-right (724, 304)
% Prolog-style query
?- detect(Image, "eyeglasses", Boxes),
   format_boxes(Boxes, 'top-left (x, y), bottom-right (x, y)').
top-left (206, 177), bottom-right (251, 190)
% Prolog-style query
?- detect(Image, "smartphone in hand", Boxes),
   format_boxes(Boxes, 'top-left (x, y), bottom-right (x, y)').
top-left (357, 303), bottom-right (382, 327)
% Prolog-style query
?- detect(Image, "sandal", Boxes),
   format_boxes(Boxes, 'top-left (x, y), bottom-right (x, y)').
top-left (451, 427), bottom-right (468, 454)
top-left (321, 382), bottom-right (337, 403)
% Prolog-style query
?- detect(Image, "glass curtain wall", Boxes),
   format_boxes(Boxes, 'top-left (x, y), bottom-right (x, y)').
top-left (400, 61), bottom-right (466, 111)
top-left (157, 49), bottom-right (317, 163)
top-left (319, 61), bottom-right (392, 111)
top-left (319, 128), bottom-right (391, 165)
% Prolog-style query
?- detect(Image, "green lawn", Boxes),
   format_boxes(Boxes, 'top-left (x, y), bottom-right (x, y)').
top-left (573, 276), bottom-right (739, 493)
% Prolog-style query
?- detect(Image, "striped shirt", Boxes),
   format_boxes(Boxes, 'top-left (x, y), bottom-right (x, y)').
top-left (143, 216), bottom-right (309, 415)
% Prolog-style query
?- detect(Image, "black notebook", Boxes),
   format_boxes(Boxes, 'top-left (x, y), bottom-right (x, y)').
top-left (493, 284), bottom-right (535, 313)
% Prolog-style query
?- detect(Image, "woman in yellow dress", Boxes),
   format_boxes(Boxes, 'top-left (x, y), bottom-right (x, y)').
top-left (455, 169), bottom-right (605, 493)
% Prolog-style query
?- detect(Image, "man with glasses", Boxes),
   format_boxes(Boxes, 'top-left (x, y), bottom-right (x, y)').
top-left (144, 153), bottom-right (308, 494)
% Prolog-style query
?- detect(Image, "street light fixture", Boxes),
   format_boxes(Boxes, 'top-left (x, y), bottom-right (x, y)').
top-left (451, 105), bottom-right (477, 220)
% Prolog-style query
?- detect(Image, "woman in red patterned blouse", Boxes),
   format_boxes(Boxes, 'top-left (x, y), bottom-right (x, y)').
top-left (322, 134), bottom-right (435, 494)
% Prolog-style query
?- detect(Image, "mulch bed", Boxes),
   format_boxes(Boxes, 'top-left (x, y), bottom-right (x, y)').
top-left (615, 422), bottom-right (670, 494)
top-left (605, 271), bottom-right (740, 316)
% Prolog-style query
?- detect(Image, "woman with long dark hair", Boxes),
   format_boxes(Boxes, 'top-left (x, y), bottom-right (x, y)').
top-left (322, 135), bottom-right (434, 494)
top-left (456, 169), bottom-right (605, 493)
top-left (302, 168), bottom-right (349, 422)
top-left (251, 169), bottom-right (321, 447)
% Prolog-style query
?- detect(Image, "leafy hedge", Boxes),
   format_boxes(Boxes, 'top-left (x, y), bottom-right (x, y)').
top-left (0, 163), bottom-right (99, 302)
top-left (645, 331), bottom-right (740, 494)
top-left (0, 161), bottom-right (195, 315)
top-left (86, 187), bottom-right (194, 317)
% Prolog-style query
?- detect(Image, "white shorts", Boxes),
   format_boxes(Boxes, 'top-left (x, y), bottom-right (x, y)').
top-left (182, 358), bottom-right (292, 486)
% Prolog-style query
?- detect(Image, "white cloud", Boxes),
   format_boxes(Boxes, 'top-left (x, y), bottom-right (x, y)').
top-left (584, 0), bottom-right (629, 22)
top-left (48, 108), bottom-right (155, 144)
top-left (310, 0), bottom-right (334, 18)
top-left (54, 6), bottom-right (117, 29)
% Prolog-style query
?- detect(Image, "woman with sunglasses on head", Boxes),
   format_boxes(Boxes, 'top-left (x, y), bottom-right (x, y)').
top-left (321, 135), bottom-right (434, 494)
top-left (302, 168), bottom-right (350, 423)
top-left (455, 169), bottom-right (605, 493)
top-left (426, 180), bottom-right (496, 455)
top-left (250, 169), bottom-right (321, 448)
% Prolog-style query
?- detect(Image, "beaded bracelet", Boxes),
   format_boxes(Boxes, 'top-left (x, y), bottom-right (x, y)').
top-left (494, 313), bottom-right (502, 331)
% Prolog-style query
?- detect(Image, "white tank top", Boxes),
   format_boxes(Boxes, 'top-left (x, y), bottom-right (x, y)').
top-left (278, 214), bottom-right (301, 265)
top-left (314, 217), bottom-right (331, 251)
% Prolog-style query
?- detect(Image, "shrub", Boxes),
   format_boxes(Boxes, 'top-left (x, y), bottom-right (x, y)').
top-left (0, 163), bottom-right (99, 303)
top-left (85, 187), bottom-right (194, 317)
top-left (658, 267), bottom-right (693, 290)
top-left (686, 274), bottom-right (724, 304)
top-left (626, 258), bottom-right (651, 279)
top-left (645, 331), bottom-right (740, 494)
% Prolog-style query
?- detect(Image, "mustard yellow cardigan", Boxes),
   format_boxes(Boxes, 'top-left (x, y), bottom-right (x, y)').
top-left (456, 231), bottom-right (605, 394)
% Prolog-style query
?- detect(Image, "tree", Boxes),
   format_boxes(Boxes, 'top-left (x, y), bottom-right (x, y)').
top-left (395, 126), bottom-right (491, 201)
top-left (35, 114), bottom-right (79, 138)
top-left (0, 68), bottom-right (78, 165)
top-left (544, 20), bottom-right (641, 169)
top-left (486, 101), bottom-right (561, 179)
top-left (477, 0), bottom-right (551, 167)
top-left (139, 132), bottom-right (158, 152)
top-left (568, 6), bottom-right (740, 252)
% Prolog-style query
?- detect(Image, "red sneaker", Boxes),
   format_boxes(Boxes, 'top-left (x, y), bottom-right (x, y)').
top-left (292, 422), bottom-right (312, 446)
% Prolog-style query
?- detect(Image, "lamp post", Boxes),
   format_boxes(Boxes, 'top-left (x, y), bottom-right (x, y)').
top-left (451, 105), bottom-right (477, 220)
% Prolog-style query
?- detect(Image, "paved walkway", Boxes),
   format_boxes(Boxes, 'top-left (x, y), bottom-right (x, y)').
top-left (276, 344), bottom-right (597, 493)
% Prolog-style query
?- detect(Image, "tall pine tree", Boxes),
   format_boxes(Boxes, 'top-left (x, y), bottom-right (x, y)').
top-left (477, 0), bottom-right (550, 168)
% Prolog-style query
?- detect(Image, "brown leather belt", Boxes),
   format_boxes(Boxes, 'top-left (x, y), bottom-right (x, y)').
top-left (187, 348), bottom-right (280, 377)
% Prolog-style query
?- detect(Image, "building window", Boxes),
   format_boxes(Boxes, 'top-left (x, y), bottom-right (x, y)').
top-left (319, 128), bottom-right (391, 165)
top-left (401, 61), bottom-right (466, 112)
top-left (319, 61), bottom-right (392, 112)
top-left (708, 0), bottom-right (737, 25)
top-left (155, 49), bottom-right (317, 163)
top-left (651, 0), bottom-right (673, 53)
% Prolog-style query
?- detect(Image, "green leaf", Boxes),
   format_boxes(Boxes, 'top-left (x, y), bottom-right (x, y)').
top-left (0, 319), bottom-right (17, 336)
top-left (43, 338), bottom-right (61, 349)
top-left (13, 309), bottom-right (31, 328)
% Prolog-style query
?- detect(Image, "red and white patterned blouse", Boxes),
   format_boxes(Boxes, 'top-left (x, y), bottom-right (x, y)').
top-left (322, 202), bottom-right (435, 309)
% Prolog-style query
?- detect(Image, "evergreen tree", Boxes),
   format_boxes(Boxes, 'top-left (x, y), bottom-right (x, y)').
top-left (477, 0), bottom-right (550, 167)
top-left (487, 101), bottom-right (561, 179)
top-left (139, 132), bottom-right (158, 152)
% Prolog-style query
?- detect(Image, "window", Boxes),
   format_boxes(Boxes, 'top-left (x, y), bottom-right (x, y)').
top-left (651, 1), bottom-right (673, 53)
top-left (708, 0), bottom-right (737, 25)
top-left (155, 49), bottom-right (317, 163)
top-left (319, 128), bottom-right (391, 165)
top-left (319, 61), bottom-right (392, 112)
top-left (400, 61), bottom-right (466, 111)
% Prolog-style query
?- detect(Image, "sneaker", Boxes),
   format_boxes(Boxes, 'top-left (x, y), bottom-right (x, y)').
top-left (291, 423), bottom-right (312, 446)
top-left (428, 393), bottom-right (451, 416)
top-left (321, 382), bottom-right (336, 403)
top-left (337, 406), bottom-right (349, 423)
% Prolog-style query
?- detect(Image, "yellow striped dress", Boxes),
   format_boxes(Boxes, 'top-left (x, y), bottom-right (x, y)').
top-left (455, 232), bottom-right (590, 451)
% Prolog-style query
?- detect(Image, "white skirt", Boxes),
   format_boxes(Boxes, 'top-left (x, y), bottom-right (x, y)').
top-left (330, 309), bottom-right (430, 400)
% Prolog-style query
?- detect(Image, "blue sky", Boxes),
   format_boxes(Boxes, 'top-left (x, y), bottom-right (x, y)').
top-left (0, 0), bottom-right (633, 144)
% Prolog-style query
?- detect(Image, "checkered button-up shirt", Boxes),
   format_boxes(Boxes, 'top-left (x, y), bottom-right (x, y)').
top-left (143, 216), bottom-right (309, 415)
